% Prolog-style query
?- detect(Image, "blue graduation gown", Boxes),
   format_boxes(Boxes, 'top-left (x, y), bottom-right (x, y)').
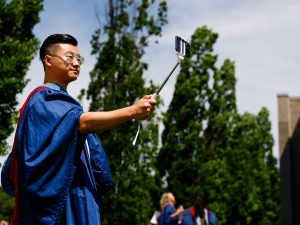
top-left (1, 83), bottom-right (112, 225)
top-left (180, 208), bottom-right (217, 225)
top-left (158, 204), bottom-right (179, 225)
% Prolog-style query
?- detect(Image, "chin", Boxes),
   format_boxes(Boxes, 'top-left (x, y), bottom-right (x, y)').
top-left (69, 71), bottom-right (79, 78)
top-left (70, 76), bottom-right (78, 82)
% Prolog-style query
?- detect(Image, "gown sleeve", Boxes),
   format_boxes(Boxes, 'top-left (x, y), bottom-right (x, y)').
top-left (1, 152), bottom-right (15, 196)
top-left (87, 133), bottom-right (113, 196)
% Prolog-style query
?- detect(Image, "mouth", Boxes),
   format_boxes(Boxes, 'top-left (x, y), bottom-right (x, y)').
top-left (70, 69), bottom-right (79, 75)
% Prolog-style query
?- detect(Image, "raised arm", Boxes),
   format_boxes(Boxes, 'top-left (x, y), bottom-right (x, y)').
top-left (79, 95), bottom-right (156, 134)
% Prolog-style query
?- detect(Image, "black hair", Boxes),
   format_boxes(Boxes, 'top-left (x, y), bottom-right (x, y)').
top-left (39, 34), bottom-right (78, 62)
top-left (193, 197), bottom-right (205, 219)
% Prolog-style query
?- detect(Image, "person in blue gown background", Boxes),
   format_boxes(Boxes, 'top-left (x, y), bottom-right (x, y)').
top-left (179, 197), bottom-right (217, 225)
top-left (157, 192), bottom-right (184, 225)
top-left (1, 34), bottom-right (156, 225)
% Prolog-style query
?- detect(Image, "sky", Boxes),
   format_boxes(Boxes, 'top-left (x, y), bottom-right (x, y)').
top-left (3, 0), bottom-right (300, 167)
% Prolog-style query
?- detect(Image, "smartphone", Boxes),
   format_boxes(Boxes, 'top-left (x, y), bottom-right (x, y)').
top-left (175, 36), bottom-right (190, 57)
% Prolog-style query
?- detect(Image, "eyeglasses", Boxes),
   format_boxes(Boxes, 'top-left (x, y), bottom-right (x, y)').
top-left (49, 51), bottom-right (84, 65)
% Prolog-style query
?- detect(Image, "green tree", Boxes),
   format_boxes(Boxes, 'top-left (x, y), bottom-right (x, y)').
top-left (80, 1), bottom-right (167, 224)
top-left (0, 187), bottom-right (14, 222)
top-left (0, 0), bottom-right (43, 156)
top-left (157, 26), bottom-right (280, 225)
top-left (228, 109), bottom-right (280, 225)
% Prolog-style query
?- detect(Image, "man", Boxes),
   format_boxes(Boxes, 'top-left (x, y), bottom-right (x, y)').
top-left (179, 197), bottom-right (217, 225)
top-left (1, 34), bottom-right (156, 225)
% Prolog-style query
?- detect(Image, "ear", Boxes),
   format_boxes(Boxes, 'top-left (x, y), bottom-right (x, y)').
top-left (44, 55), bottom-right (52, 67)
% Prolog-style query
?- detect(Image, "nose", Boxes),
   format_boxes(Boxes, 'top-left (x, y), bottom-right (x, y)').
top-left (72, 57), bottom-right (81, 66)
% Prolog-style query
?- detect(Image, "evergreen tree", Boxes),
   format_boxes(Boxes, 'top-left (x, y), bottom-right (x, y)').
top-left (0, 0), bottom-right (43, 156)
top-left (157, 26), bottom-right (280, 225)
top-left (80, 1), bottom-right (167, 224)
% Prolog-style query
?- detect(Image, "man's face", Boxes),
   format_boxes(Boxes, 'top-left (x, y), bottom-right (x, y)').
top-left (46, 43), bottom-right (82, 84)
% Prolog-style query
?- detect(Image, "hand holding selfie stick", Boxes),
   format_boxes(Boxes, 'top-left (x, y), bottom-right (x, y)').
top-left (132, 36), bottom-right (190, 145)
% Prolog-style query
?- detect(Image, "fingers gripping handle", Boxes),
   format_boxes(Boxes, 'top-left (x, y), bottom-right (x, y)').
top-left (132, 93), bottom-right (156, 146)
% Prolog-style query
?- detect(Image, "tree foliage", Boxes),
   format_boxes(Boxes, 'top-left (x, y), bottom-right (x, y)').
top-left (0, 0), bottom-right (43, 156)
top-left (80, 1), bottom-right (167, 224)
top-left (157, 26), bottom-right (280, 225)
top-left (0, 187), bottom-right (14, 223)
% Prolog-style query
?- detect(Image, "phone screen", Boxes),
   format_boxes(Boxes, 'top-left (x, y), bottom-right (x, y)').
top-left (175, 36), bottom-right (190, 57)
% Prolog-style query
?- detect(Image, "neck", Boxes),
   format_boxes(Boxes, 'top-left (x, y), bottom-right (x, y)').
top-left (44, 78), bottom-right (68, 89)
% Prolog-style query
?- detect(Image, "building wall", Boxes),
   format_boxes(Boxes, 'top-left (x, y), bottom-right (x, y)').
top-left (278, 94), bottom-right (300, 225)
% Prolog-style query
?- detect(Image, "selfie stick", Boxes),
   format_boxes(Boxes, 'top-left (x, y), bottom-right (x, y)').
top-left (132, 36), bottom-right (190, 145)
top-left (152, 54), bottom-right (184, 99)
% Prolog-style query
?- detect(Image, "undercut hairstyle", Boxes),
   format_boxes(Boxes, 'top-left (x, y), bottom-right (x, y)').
top-left (39, 34), bottom-right (78, 62)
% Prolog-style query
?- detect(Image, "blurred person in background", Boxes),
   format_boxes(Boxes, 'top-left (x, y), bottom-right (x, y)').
top-left (158, 192), bottom-right (184, 225)
top-left (179, 197), bottom-right (217, 225)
